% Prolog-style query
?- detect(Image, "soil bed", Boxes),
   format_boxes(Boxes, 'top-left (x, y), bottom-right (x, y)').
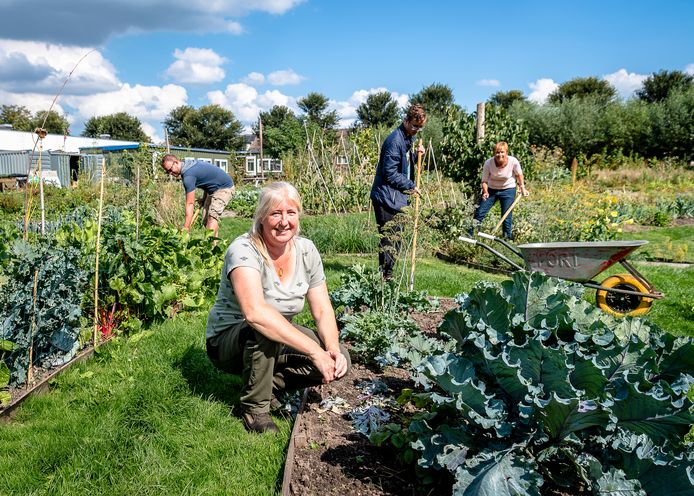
top-left (286, 299), bottom-right (458, 496)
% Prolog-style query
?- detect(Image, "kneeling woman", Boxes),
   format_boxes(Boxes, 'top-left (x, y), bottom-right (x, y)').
top-left (206, 182), bottom-right (351, 433)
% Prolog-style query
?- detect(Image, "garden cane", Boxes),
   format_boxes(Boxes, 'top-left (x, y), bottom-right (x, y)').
top-left (492, 192), bottom-right (523, 236)
top-left (409, 139), bottom-right (424, 291)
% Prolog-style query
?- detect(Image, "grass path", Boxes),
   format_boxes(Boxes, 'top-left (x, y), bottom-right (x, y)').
top-left (0, 314), bottom-right (290, 496)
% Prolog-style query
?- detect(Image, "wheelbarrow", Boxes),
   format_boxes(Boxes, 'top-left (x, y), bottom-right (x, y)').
top-left (458, 232), bottom-right (664, 317)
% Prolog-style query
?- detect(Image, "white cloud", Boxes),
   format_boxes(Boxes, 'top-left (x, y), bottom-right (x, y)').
top-left (0, 89), bottom-right (69, 117)
top-left (528, 78), bottom-right (559, 104)
top-left (685, 63), bottom-right (694, 75)
top-left (0, 0), bottom-right (306, 45)
top-left (165, 47), bottom-right (226, 84)
top-left (207, 83), bottom-right (296, 122)
top-left (0, 40), bottom-right (120, 95)
top-left (603, 69), bottom-right (646, 99)
top-left (241, 72), bottom-right (266, 85)
top-left (267, 69), bottom-right (305, 86)
top-left (477, 79), bottom-right (500, 87)
top-left (63, 83), bottom-right (188, 143)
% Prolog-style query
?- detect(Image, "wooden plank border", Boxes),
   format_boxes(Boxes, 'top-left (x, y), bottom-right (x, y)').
top-left (0, 342), bottom-right (106, 421)
top-left (280, 387), bottom-right (310, 496)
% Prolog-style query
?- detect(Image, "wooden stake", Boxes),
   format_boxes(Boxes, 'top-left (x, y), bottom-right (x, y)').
top-left (26, 269), bottom-right (39, 387)
top-left (409, 139), bottom-right (424, 291)
top-left (136, 162), bottom-right (140, 240)
top-left (571, 157), bottom-right (578, 188)
top-left (93, 157), bottom-right (106, 346)
top-left (492, 193), bottom-right (523, 235)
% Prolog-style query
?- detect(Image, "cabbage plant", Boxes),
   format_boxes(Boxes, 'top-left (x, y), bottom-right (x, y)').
top-left (410, 272), bottom-right (693, 495)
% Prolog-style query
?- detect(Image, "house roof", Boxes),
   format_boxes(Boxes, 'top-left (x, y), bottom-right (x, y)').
top-left (0, 128), bottom-right (139, 154)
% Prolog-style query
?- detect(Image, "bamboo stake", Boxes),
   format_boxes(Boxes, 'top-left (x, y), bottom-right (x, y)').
top-left (93, 157), bottom-right (106, 346)
top-left (26, 269), bottom-right (39, 387)
top-left (136, 162), bottom-right (140, 240)
top-left (408, 139), bottom-right (424, 291)
top-left (492, 193), bottom-right (523, 235)
top-left (36, 136), bottom-right (46, 236)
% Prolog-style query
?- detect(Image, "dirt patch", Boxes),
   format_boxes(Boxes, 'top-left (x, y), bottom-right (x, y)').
top-left (286, 299), bottom-right (458, 496)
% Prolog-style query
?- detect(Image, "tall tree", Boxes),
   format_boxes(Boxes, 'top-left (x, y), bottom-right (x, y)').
top-left (409, 83), bottom-right (455, 116)
top-left (32, 110), bottom-right (70, 134)
top-left (355, 91), bottom-right (401, 128)
top-left (82, 112), bottom-right (151, 142)
top-left (489, 90), bottom-right (526, 109)
top-left (297, 92), bottom-right (339, 130)
top-left (636, 70), bottom-right (694, 103)
top-left (254, 105), bottom-right (304, 158)
top-left (548, 77), bottom-right (616, 104)
top-left (164, 104), bottom-right (243, 151)
top-left (0, 105), bottom-right (32, 131)
top-left (255, 105), bottom-right (297, 131)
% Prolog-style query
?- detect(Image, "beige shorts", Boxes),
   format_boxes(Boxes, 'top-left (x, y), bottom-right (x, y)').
top-left (201, 186), bottom-right (234, 225)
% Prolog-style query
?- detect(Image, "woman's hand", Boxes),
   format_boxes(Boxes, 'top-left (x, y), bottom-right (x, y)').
top-left (328, 350), bottom-right (348, 379)
top-left (309, 350), bottom-right (338, 383)
top-left (520, 185), bottom-right (530, 197)
top-left (481, 191), bottom-right (489, 200)
top-left (308, 349), bottom-right (347, 383)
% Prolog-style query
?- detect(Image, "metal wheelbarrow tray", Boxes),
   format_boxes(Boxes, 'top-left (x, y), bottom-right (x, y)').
top-left (458, 233), bottom-right (664, 317)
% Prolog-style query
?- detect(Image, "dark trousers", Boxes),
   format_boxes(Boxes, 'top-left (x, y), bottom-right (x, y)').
top-left (206, 321), bottom-right (351, 414)
top-left (473, 187), bottom-right (516, 239)
top-left (373, 201), bottom-right (402, 279)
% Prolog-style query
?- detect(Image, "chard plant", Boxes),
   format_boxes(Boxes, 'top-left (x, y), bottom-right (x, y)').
top-left (403, 272), bottom-right (693, 495)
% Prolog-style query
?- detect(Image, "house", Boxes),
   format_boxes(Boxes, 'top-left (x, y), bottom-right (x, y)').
top-left (238, 134), bottom-right (283, 178)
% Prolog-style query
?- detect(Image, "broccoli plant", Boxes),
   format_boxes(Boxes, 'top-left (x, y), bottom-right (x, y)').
top-left (407, 272), bottom-right (693, 495)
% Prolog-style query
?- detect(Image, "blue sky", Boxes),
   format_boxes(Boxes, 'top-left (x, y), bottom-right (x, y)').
top-left (1, 0), bottom-right (691, 143)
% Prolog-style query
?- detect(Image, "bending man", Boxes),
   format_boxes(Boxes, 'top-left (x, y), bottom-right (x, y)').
top-left (160, 154), bottom-right (234, 237)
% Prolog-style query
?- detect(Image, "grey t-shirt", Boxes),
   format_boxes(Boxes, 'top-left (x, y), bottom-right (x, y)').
top-left (205, 234), bottom-right (326, 340)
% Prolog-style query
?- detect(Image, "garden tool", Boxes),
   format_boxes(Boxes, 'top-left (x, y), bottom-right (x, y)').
top-left (492, 191), bottom-right (523, 236)
top-left (409, 139), bottom-right (425, 291)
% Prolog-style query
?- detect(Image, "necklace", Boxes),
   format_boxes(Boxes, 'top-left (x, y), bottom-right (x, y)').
top-left (271, 243), bottom-right (292, 278)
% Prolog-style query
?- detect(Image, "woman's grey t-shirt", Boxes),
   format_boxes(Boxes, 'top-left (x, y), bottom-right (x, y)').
top-left (205, 234), bottom-right (326, 340)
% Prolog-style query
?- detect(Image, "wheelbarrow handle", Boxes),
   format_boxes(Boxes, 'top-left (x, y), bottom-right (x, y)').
top-left (458, 236), bottom-right (525, 271)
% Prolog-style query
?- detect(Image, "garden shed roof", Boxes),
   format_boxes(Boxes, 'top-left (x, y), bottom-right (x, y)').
top-left (0, 128), bottom-right (139, 154)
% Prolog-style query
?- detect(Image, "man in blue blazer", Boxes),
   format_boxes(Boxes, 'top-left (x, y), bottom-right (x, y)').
top-left (370, 104), bottom-right (426, 279)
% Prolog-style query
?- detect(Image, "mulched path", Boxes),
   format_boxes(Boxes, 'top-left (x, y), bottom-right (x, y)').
top-left (286, 298), bottom-right (458, 496)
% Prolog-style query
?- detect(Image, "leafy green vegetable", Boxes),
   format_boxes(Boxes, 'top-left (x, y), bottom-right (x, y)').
top-left (407, 272), bottom-right (693, 495)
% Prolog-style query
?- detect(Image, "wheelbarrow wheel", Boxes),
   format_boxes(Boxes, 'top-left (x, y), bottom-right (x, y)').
top-left (596, 274), bottom-right (653, 317)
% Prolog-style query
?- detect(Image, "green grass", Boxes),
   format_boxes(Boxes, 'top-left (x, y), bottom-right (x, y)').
top-left (618, 224), bottom-right (693, 263)
top-left (0, 314), bottom-right (289, 495)
top-left (595, 262), bottom-right (694, 337)
top-left (217, 212), bottom-right (378, 255)
top-left (322, 253), bottom-right (506, 296)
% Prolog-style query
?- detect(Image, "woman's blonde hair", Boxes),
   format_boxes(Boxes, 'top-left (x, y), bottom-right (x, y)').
top-left (494, 141), bottom-right (509, 153)
top-left (248, 181), bottom-right (303, 264)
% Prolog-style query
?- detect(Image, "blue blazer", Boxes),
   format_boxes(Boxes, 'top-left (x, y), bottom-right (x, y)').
top-left (370, 124), bottom-right (416, 211)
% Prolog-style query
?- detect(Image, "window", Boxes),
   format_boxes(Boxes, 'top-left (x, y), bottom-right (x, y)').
top-left (214, 159), bottom-right (228, 172)
top-left (197, 157), bottom-right (212, 163)
top-left (184, 156), bottom-right (194, 162)
top-left (245, 156), bottom-right (257, 175)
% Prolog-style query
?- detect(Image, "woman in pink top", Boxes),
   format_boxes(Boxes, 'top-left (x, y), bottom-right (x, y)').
top-left (472, 141), bottom-right (529, 239)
